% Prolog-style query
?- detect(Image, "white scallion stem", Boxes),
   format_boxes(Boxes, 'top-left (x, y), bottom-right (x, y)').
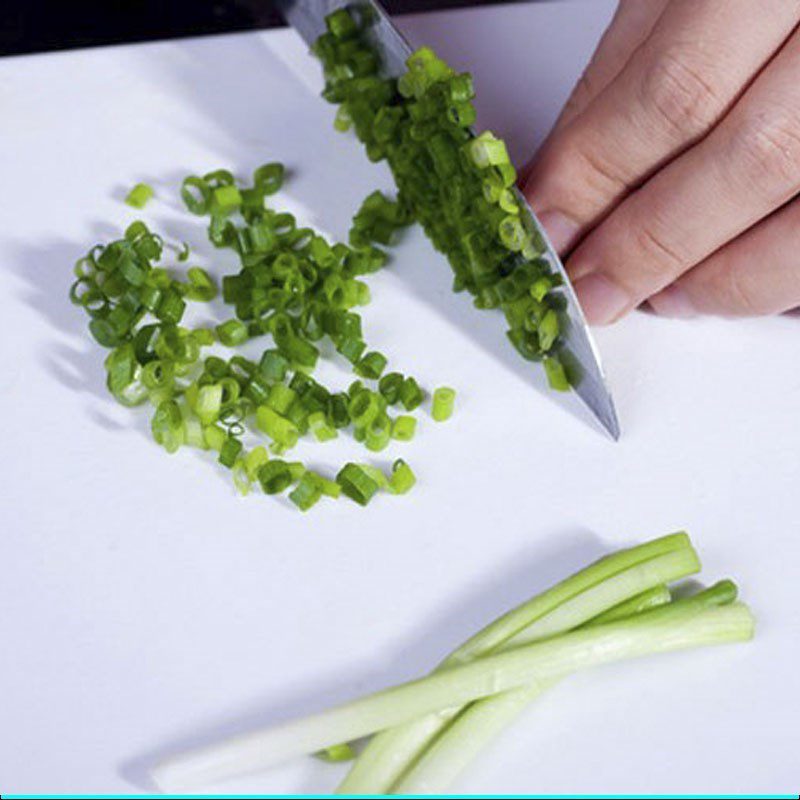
top-left (337, 536), bottom-right (697, 794)
top-left (152, 601), bottom-right (752, 791)
top-left (391, 580), bottom-right (737, 794)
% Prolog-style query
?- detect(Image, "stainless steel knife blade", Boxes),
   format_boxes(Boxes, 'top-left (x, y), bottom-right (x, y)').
top-left (276, 0), bottom-right (620, 440)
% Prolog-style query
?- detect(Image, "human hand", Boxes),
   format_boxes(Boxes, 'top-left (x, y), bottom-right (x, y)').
top-left (521, 0), bottom-right (800, 323)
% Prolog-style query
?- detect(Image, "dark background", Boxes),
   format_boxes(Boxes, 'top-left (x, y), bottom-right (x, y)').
top-left (1, 0), bottom-right (518, 57)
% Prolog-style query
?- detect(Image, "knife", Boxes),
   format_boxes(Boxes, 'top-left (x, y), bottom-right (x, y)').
top-left (276, 0), bottom-right (620, 440)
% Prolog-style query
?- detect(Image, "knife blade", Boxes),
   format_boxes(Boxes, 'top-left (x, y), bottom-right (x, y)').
top-left (276, 0), bottom-right (620, 440)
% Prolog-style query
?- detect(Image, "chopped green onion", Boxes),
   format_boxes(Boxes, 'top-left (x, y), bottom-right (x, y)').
top-left (389, 459), bottom-right (416, 494)
top-left (232, 459), bottom-right (252, 496)
top-left (218, 436), bottom-right (243, 468)
top-left (326, 7), bottom-right (359, 39)
top-left (364, 413), bottom-right (391, 452)
top-left (244, 446), bottom-right (269, 480)
top-left (391, 415), bottom-right (417, 441)
top-left (468, 132), bottom-right (510, 169)
top-left (336, 463), bottom-right (380, 506)
top-left (195, 384), bottom-right (223, 425)
top-left (203, 424), bottom-right (227, 452)
top-left (125, 182), bottom-right (154, 209)
top-left (358, 464), bottom-right (389, 490)
top-left (498, 216), bottom-right (526, 252)
top-left (181, 176), bottom-right (211, 215)
top-left (186, 267), bottom-right (217, 302)
top-left (530, 276), bottom-right (552, 302)
top-left (215, 319), bottom-right (249, 347)
top-left (259, 349), bottom-right (289, 382)
top-left (183, 415), bottom-right (207, 449)
top-left (287, 461), bottom-right (306, 481)
top-left (328, 393), bottom-right (350, 429)
top-left (315, 743), bottom-right (356, 763)
top-left (400, 377), bottom-right (424, 411)
top-left (155, 290), bottom-right (186, 325)
top-left (355, 351), bottom-right (387, 379)
top-left (431, 387), bottom-right (456, 422)
top-left (348, 390), bottom-right (381, 428)
top-left (538, 310), bottom-right (559, 352)
top-left (253, 162), bottom-right (285, 195)
top-left (151, 401), bottom-right (183, 454)
top-left (314, 23), bottom-right (570, 393)
top-left (289, 472), bottom-right (324, 511)
top-left (204, 169), bottom-right (235, 188)
top-left (141, 359), bottom-right (174, 392)
top-left (74, 154), bottom-right (452, 509)
top-left (266, 383), bottom-right (297, 416)
top-left (338, 337), bottom-right (367, 365)
top-left (213, 185), bottom-right (243, 214)
top-left (378, 372), bottom-right (404, 404)
top-left (283, 335), bottom-right (319, 369)
top-left (308, 411), bottom-right (337, 442)
top-left (256, 405), bottom-right (299, 450)
top-left (544, 355), bottom-right (570, 392)
top-left (89, 317), bottom-right (121, 347)
top-left (257, 460), bottom-right (293, 494)
top-left (316, 475), bottom-right (342, 498)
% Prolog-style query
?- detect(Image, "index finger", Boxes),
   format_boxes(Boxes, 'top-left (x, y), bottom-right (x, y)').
top-left (553, 0), bottom-right (669, 132)
top-left (519, 0), bottom-right (668, 188)
top-left (522, 0), bottom-right (800, 253)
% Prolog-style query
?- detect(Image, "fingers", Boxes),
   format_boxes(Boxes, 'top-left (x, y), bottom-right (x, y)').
top-left (518, 0), bottom-right (667, 189)
top-left (553, 0), bottom-right (669, 131)
top-left (649, 196), bottom-right (800, 317)
top-left (568, 29), bottom-right (800, 324)
top-left (523, 0), bottom-right (800, 253)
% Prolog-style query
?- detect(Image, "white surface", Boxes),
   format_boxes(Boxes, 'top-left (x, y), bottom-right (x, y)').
top-left (1, 1), bottom-right (798, 794)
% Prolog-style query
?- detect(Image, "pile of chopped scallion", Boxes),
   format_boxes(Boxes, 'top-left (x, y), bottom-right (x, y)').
top-left (313, 8), bottom-right (571, 390)
top-left (70, 7), bottom-right (585, 509)
top-left (151, 532), bottom-right (755, 792)
top-left (70, 164), bottom-right (455, 510)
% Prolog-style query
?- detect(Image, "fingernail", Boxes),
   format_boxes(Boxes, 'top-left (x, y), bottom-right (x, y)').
top-left (536, 210), bottom-right (580, 255)
top-left (648, 285), bottom-right (697, 318)
top-left (572, 273), bottom-right (631, 325)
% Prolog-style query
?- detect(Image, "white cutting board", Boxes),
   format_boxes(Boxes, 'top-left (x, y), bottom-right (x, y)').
top-left (1, 1), bottom-right (798, 794)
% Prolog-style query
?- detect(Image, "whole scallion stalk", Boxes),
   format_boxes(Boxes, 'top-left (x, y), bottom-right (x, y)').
top-left (587, 582), bottom-right (671, 625)
top-left (337, 533), bottom-right (696, 793)
top-left (151, 600), bottom-right (753, 791)
top-left (391, 580), bottom-right (739, 794)
top-left (153, 534), bottom-right (698, 790)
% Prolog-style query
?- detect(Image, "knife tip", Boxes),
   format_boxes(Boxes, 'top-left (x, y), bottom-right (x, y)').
top-left (601, 401), bottom-right (621, 441)
top-left (578, 383), bottom-right (621, 442)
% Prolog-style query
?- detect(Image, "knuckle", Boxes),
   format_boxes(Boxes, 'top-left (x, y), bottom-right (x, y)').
top-left (575, 144), bottom-right (629, 198)
top-left (633, 222), bottom-right (687, 277)
top-left (717, 268), bottom-right (770, 316)
top-left (541, 131), bottom-right (629, 210)
top-left (730, 109), bottom-right (800, 197)
top-left (601, 218), bottom-right (687, 300)
top-left (566, 70), bottom-right (596, 114)
top-left (640, 49), bottom-right (721, 136)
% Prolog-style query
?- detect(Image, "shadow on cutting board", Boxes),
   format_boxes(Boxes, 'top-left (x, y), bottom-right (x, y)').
top-left (9, 234), bottom-right (134, 431)
top-left (119, 527), bottom-right (608, 792)
top-left (10, 227), bottom-right (184, 441)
